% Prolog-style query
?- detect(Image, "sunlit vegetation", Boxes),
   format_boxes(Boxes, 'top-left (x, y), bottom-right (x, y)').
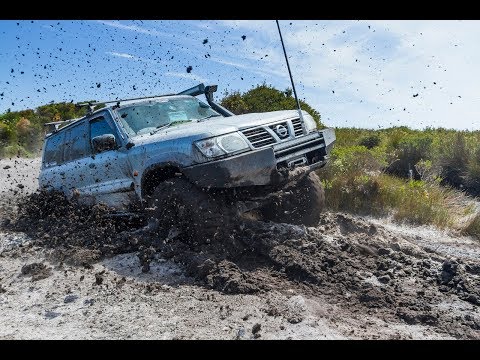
top-left (221, 83), bottom-right (323, 128)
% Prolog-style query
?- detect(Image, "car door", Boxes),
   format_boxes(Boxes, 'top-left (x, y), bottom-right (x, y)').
top-left (40, 121), bottom-right (93, 194)
top-left (39, 130), bottom-right (66, 191)
top-left (82, 110), bottom-right (135, 210)
top-left (57, 120), bottom-right (94, 197)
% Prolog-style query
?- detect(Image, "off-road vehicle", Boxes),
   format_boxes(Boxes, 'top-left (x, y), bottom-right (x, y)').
top-left (39, 84), bottom-right (335, 230)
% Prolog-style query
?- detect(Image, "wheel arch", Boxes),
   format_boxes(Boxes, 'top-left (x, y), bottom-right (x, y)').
top-left (141, 162), bottom-right (183, 200)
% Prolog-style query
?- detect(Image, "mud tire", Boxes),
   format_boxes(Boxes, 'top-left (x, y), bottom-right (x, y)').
top-left (259, 172), bottom-right (325, 226)
top-left (147, 177), bottom-right (230, 239)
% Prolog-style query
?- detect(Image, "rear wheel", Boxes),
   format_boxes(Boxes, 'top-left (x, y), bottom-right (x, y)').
top-left (258, 172), bottom-right (325, 226)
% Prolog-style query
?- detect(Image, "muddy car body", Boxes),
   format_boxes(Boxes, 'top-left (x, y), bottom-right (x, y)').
top-left (39, 84), bottom-right (335, 224)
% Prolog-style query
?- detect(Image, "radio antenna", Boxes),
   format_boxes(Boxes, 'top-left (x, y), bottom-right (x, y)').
top-left (276, 20), bottom-right (304, 123)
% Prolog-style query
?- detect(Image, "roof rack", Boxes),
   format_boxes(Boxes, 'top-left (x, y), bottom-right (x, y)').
top-left (74, 83), bottom-right (212, 115)
top-left (44, 117), bottom-right (83, 134)
top-left (44, 83), bottom-right (229, 136)
top-left (76, 91), bottom-right (178, 115)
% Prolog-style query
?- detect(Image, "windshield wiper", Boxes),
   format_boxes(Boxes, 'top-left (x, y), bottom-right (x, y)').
top-left (151, 122), bottom-right (173, 134)
top-left (197, 114), bottom-right (222, 122)
top-left (150, 120), bottom-right (192, 135)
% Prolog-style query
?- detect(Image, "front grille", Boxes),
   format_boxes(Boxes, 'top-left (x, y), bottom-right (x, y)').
top-left (241, 118), bottom-right (306, 149)
top-left (291, 118), bottom-right (304, 137)
top-left (269, 122), bottom-right (289, 139)
top-left (241, 127), bottom-right (275, 148)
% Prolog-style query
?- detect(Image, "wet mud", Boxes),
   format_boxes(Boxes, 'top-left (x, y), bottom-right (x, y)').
top-left (2, 189), bottom-right (479, 339)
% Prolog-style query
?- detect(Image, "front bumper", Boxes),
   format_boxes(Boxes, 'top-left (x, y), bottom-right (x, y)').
top-left (183, 130), bottom-right (334, 189)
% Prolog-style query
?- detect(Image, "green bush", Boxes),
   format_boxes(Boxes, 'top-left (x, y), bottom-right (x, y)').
top-left (464, 146), bottom-right (480, 196)
top-left (462, 213), bottom-right (480, 239)
top-left (437, 132), bottom-right (469, 188)
top-left (358, 134), bottom-right (381, 149)
top-left (221, 83), bottom-right (323, 128)
top-left (321, 145), bottom-right (386, 214)
top-left (319, 143), bottom-right (474, 229)
top-left (0, 144), bottom-right (32, 158)
top-left (385, 133), bottom-right (433, 179)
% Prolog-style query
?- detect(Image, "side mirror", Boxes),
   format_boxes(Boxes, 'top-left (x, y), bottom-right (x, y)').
top-left (92, 134), bottom-right (117, 153)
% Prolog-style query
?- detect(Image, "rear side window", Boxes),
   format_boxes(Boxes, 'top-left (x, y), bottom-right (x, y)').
top-left (43, 131), bottom-right (65, 168)
top-left (63, 122), bottom-right (89, 162)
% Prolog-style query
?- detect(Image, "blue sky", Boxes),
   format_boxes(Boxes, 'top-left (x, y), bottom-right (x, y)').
top-left (1, 20), bottom-right (479, 130)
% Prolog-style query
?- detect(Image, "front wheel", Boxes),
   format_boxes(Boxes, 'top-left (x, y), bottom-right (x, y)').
top-left (258, 172), bottom-right (325, 227)
top-left (147, 177), bottom-right (230, 240)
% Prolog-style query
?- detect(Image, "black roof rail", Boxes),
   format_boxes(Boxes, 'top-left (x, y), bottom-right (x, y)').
top-left (43, 117), bottom-right (83, 134)
top-left (74, 83), bottom-right (215, 111)
top-left (46, 83), bottom-right (230, 136)
top-left (73, 85), bottom-right (208, 114)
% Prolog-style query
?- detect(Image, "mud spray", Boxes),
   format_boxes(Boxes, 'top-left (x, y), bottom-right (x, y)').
top-left (1, 189), bottom-right (479, 338)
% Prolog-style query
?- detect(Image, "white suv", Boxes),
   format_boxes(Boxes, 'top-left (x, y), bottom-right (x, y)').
top-left (39, 84), bottom-right (335, 227)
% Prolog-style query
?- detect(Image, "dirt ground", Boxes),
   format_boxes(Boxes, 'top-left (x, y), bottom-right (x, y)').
top-left (0, 158), bottom-right (479, 339)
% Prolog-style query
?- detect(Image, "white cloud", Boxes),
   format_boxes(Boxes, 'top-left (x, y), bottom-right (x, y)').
top-left (165, 71), bottom-right (208, 84)
top-left (106, 51), bottom-right (134, 59)
top-left (97, 20), bottom-right (171, 38)
top-left (105, 51), bottom-right (156, 65)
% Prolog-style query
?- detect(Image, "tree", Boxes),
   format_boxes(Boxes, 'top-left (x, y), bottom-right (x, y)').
top-left (220, 83), bottom-right (323, 128)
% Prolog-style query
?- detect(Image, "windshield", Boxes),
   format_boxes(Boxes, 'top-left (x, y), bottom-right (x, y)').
top-left (115, 97), bottom-right (221, 136)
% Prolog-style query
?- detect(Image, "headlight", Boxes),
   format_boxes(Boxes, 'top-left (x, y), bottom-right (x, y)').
top-left (195, 138), bottom-right (225, 158)
top-left (303, 113), bottom-right (317, 133)
top-left (195, 133), bottom-right (249, 158)
top-left (217, 134), bottom-right (249, 153)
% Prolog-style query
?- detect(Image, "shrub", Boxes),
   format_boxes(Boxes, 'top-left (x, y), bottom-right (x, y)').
top-left (358, 134), bottom-right (381, 149)
top-left (464, 146), bottom-right (480, 196)
top-left (320, 145), bottom-right (386, 214)
top-left (462, 213), bottom-right (480, 239)
top-left (385, 179), bottom-right (457, 227)
top-left (385, 134), bottom-right (433, 179)
top-left (220, 83), bottom-right (323, 128)
top-left (437, 132), bottom-right (469, 188)
top-left (0, 144), bottom-right (31, 158)
top-left (319, 142), bottom-right (473, 229)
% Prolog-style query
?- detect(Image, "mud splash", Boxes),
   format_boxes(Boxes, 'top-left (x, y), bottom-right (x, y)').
top-left (2, 191), bottom-right (147, 269)
top-left (3, 191), bottom-right (480, 339)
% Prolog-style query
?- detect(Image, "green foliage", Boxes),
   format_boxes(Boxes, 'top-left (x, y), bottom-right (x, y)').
top-left (358, 134), bottom-right (381, 149)
top-left (0, 143), bottom-right (32, 158)
top-left (320, 148), bottom-right (472, 229)
top-left (0, 102), bottom-right (88, 158)
top-left (219, 91), bottom-right (249, 115)
top-left (437, 132), bottom-right (469, 188)
top-left (385, 133), bottom-right (434, 179)
top-left (463, 213), bottom-right (480, 239)
top-left (321, 145), bottom-right (385, 214)
top-left (465, 146), bottom-right (480, 196)
top-left (382, 178), bottom-right (458, 227)
top-left (319, 128), bottom-right (480, 235)
top-left (221, 83), bottom-right (323, 128)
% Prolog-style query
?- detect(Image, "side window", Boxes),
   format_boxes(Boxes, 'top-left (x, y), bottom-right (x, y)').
top-left (63, 122), bottom-right (89, 162)
top-left (43, 132), bottom-right (65, 168)
top-left (90, 113), bottom-right (119, 151)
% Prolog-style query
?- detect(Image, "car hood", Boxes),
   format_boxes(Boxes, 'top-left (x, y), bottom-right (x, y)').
top-left (131, 110), bottom-right (304, 146)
